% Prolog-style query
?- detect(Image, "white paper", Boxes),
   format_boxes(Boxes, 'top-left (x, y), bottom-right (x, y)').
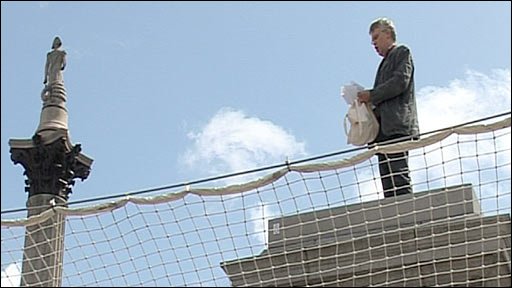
top-left (340, 81), bottom-right (364, 104)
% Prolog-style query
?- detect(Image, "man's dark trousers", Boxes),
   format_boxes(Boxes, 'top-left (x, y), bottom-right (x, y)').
top-left (374, 133), bottom-right (413, 198)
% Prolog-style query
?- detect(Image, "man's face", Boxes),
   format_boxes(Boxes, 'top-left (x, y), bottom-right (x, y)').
top-left (370, 27), bottom-right (392, 57)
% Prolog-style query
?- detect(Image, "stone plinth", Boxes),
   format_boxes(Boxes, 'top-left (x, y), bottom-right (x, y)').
top-left (221, 184), bottom-right (511, 287)
top-left (267, 184), bottom-right (481, 254)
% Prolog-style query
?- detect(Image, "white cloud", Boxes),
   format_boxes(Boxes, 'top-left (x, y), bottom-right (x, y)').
top-left (247, 202), bottom-right (276, 247)
top-left (182, 108), bottom-right (306, 250)
top-left (409, 69), bottom-right (511, 214)
top-left (417, 68), bottom-right (510, 134)
top-left (182, 107), bottom-right (307, 184)
top-left (1, 262), bottom-right (21, 287)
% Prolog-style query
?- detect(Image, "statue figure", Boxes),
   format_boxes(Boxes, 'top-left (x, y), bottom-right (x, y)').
top-left (44, 36), bottom-right (66, 85)
top-left (42, 37), bottom-right (66, 101)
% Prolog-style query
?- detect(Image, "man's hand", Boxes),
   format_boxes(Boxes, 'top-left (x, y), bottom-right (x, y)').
top-left (357, 90), bottom-right (371, 104)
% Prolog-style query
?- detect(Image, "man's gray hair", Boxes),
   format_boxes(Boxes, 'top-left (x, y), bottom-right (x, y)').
top-left (369, 18), bottom-right (396, 42)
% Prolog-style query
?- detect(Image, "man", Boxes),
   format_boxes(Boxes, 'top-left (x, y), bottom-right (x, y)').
top-left (357, 18), bottom-right (419, 198)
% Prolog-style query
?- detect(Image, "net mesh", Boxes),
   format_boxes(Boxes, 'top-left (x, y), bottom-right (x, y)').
top-left (2, 115), bottom-right (511, 287)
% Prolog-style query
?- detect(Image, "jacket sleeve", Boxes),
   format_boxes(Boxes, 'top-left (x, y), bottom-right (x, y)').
top-left (370, 46), bottom-right (414, 106)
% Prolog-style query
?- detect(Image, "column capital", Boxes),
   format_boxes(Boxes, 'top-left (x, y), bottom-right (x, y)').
top-left (9, 130), bottom-right (93, 200)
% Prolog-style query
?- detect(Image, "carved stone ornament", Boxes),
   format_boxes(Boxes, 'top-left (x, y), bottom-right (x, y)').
top-left (9, 131), bottom-right (93, 199)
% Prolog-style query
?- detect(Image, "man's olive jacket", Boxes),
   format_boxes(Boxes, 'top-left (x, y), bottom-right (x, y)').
top-left (370, 44), bottom-right (420, 138)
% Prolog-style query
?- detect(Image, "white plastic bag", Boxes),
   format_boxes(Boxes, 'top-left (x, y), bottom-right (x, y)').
top-left (344, 99), bottom-right (379, 146)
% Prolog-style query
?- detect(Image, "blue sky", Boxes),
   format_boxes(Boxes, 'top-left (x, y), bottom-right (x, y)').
top-left (1, 1), bottom-right (511, 286)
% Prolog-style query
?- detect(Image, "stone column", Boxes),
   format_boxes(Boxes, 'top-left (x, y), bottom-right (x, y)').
top-left (10, 130), bottom-right (93, 287)
top-left (8, 36), bottom-right (93, 287)
top-left (19, 194), bottom-right (66, 287)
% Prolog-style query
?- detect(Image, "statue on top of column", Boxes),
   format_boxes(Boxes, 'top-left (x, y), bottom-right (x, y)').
top-left (41, 36), bottom-right (67, 101)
